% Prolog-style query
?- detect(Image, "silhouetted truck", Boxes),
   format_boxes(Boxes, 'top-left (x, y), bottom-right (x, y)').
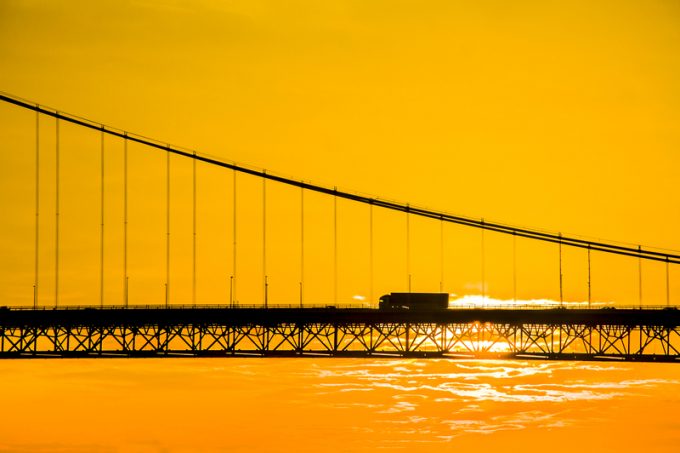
top-left (378, 293), bottom-right (449, 310)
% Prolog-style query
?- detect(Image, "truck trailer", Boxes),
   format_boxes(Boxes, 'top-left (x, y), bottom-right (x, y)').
top-left (378, 293), bottom-right (449, 310)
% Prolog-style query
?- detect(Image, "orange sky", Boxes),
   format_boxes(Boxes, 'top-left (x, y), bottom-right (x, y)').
top-left (1, 0), bottom-right (679, 307)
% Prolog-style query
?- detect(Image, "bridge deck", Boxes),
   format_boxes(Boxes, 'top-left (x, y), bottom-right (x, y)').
top-left (2, 307), bottom-right (680, 327)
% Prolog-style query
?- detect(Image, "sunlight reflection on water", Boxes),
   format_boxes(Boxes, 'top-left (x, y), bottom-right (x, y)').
top-left (310, 359), bottom-right (680, 444)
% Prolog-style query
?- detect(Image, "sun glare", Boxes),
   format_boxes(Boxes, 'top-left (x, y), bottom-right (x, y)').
top-left (449, 295), bottom-right (611, 309)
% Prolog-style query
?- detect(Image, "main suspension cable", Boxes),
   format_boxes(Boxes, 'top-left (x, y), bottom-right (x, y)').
top-left (4, 93), bottom-right (678, 265)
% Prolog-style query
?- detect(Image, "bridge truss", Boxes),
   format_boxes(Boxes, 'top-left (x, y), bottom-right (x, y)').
top-left (2, 307), bottom-right (680, 361)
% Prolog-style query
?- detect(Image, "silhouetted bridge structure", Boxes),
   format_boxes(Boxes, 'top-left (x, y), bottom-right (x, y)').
top-left (1, 92), bottom-right (680, 362)
top-left (3, 306), bottom-right (680, 361)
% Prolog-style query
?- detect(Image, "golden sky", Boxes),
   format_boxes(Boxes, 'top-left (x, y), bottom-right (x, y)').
top-left (1, 0), bottom-right (679, 307)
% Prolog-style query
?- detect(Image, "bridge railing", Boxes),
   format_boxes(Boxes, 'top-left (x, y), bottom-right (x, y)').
top-left (2, 304), bottom-right (679, 311)
top-left (1, 304), bottom-right (367, 310)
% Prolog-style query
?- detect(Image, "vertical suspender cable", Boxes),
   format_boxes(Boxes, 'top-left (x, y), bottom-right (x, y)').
top-left (229, 172), bottom-right (235, 308)
top-left (232, 169), bottom-right (237, 306)
top-left (439, 218), bottom-right (444, 293)
top-left (100, 128), bottom-right (105, 308)
top-left (587, 245), bottom-right (591, 309)
top-left (558, 233), bottom-right (563, 307)
top-left (300, 184), bottom-right (304, 308)
top-left (406, 204), bottom-right (411, 292)
top-left (481, 219), bottom-right (485, 302)
top-left (333, 187), bottom-right (338, 304)
top-left (263, 172), bottom-right (267, 307)
top-left (513, 232), bottom-right (517, 303)
top-left (638, 245), bottom-right (644, 308)
top-left (193, 152), bottom-right (197, 306)
top-left (229, 276), bottom-right (233, 308)
top-left (55, 115), bottom-right (60, 308)
top-left (123, 134), bottom-right (128, 307)
top-left (369, 202), bottom-right (374, 304)
top-left (34, 109), bottom-right (39, 308)
top-left (666, 258), bottom-right (670, 307)
top-left (165, 151), bottom-right (170, 307)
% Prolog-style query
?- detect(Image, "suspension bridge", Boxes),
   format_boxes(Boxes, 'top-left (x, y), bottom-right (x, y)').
top-left (1, 92), bottom-right (679, 361)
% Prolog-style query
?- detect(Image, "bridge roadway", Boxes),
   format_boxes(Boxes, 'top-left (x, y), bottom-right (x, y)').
top-left (1, 306), bottom-right (680, 361)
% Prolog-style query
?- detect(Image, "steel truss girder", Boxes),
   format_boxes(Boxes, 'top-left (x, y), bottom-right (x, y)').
top-left (1, 322), bottom-right (680, 361)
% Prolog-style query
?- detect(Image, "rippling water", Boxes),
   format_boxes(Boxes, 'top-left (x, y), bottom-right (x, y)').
top-left (1, 359), bottom-right (679, 452)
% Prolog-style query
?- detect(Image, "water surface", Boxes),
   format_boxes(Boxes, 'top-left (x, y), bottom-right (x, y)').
top-left (1, 359), bottom-right (679, 452)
